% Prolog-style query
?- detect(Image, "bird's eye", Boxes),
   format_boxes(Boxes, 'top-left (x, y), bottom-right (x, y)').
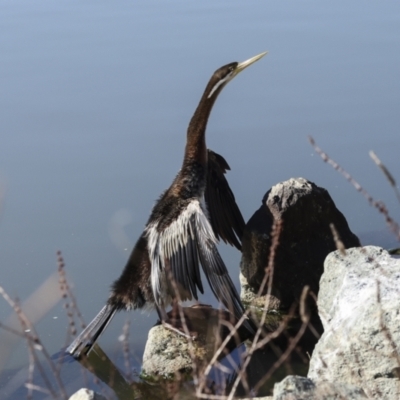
top-left (225, 66), bottom-right (234, 77)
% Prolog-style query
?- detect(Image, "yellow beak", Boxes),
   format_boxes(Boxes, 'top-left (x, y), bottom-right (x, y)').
top-left (235, 51), bottom-right (268, 74)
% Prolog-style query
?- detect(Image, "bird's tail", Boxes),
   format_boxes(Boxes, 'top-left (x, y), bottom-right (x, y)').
top-left (66, 304), bottom-right (117, 359)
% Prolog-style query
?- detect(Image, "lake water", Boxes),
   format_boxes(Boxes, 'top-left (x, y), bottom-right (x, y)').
top-left (0, 0), bottom-right (399, 398)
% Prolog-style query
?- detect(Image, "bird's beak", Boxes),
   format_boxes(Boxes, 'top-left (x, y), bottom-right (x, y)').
top-left (235, 51), bottom-right (268, 75)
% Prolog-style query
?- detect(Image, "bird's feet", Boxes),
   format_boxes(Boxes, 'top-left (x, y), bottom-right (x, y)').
top-left (162, 320), bottom-right (198, 340)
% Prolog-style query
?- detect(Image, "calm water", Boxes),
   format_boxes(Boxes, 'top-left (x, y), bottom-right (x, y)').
top-left (0, 0), bottom-right (399, 397)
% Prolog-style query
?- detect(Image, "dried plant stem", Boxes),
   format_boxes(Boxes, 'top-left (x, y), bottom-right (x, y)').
top-left (57, 251), bottom-right (85, 334)
top-left (121, 319), bottom-right (133, 381)
top-left (252, 305), bottom-right (296, 352)
top-left (0, 321), bottom-right (30, 338)
top-left (309, 136), bottom-right (400, 241)
top-left (198, 220), bottom-right (285, 399)
top-left (329, 223), bottom-right (346, 255)
top-left (369, 150), bottom-right (400, 204)
top-left (0, 286), bottom-right (68, 399)
top-left (56, 251), bottom-right (91, 390)
top-left (253, 286), bottom-right (311, 393)
top-left (164, 266), bottom-right (200, 385)
top-left (226, 220), bottom-right (283, 400)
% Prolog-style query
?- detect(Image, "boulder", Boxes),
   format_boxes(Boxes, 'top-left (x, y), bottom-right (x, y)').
top-left (272, 375), bottom-right (366, 399)
top-left (141, 305), bottom-right (252, 378)
top-left (141, 324), bottom-right (203, 379)
top-left (308, 246), bottom-right (400, 399)
top-left (240, 178), bottom-right (360, 309)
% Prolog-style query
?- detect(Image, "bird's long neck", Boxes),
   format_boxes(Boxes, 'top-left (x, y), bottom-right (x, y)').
top-left (183, 84), bottom-right (220, 166)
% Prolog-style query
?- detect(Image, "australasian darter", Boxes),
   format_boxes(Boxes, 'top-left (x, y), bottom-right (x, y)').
top-left (67, 51), bottom-right (267, 358)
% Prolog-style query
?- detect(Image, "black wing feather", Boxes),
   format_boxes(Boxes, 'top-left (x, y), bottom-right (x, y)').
top-left (171, 249), bottom-right (189, 301)
top-left (169, 230), bottom-right (204, 301)
top-left (183, 235), bottom-right (204, 298)
top-left (189, 235), bottom-right (203, 294)
top-left (205, 149), bottom-right (245, 250)
top-left (192, 216), bottom-right (255, 334)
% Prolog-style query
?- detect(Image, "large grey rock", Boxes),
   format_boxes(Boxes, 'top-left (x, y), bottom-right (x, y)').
top-left (240, 178), bottom-right (360, 309)
top-left (272, 375), bottom-right (366, 399)
top-left (308, 246), bottom-right (400, 399)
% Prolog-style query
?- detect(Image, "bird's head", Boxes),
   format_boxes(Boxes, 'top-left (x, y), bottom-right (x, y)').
top-left (207, 51), bottom-right (268, 99)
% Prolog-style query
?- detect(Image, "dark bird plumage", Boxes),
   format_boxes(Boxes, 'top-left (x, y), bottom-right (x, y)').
top-left (67, 52), bottom-right (267, 358)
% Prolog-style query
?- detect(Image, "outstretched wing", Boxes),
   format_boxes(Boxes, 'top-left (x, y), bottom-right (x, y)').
top-left (146, 200), bottom-right (204, 305)
top-left (205, 149), bottom-right (245, 250)
top-left (147, 199), bottom-right (254, 334)
top-left (191, 209), bottom-right (255, 335)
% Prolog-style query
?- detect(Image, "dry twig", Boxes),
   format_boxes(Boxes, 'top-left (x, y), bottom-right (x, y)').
top-left (369, 150), bottom-right (400, 204)
top-left (309, 136), bottom-right (400, 241)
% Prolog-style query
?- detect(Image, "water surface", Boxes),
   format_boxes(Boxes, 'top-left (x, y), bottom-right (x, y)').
top-left (0, 0), bottom-right (399, 397)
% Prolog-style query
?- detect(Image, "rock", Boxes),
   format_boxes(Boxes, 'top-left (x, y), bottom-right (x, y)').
top-left (240, 273), bottom-right (283, 332)
top-left (238, 178), bottom-right (361, 393)
top-left (141, 305), bottom-right (252, 379)
top-left (141, 324), bottom-right (204, 379)
top-left (68, 388), bottom-right (107, 400)
top-left (240, 273), bottom-right (281, 311)
top-left (272, 375), bottom-right (366, 399)
top-left (308, 246), bottom-right (400, 399)
top-left (240, 177), bottom-right (360, 309)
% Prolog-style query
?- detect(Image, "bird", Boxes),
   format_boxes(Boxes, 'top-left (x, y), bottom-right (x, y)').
top-left (67, 51), bottom-right (267, 358)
